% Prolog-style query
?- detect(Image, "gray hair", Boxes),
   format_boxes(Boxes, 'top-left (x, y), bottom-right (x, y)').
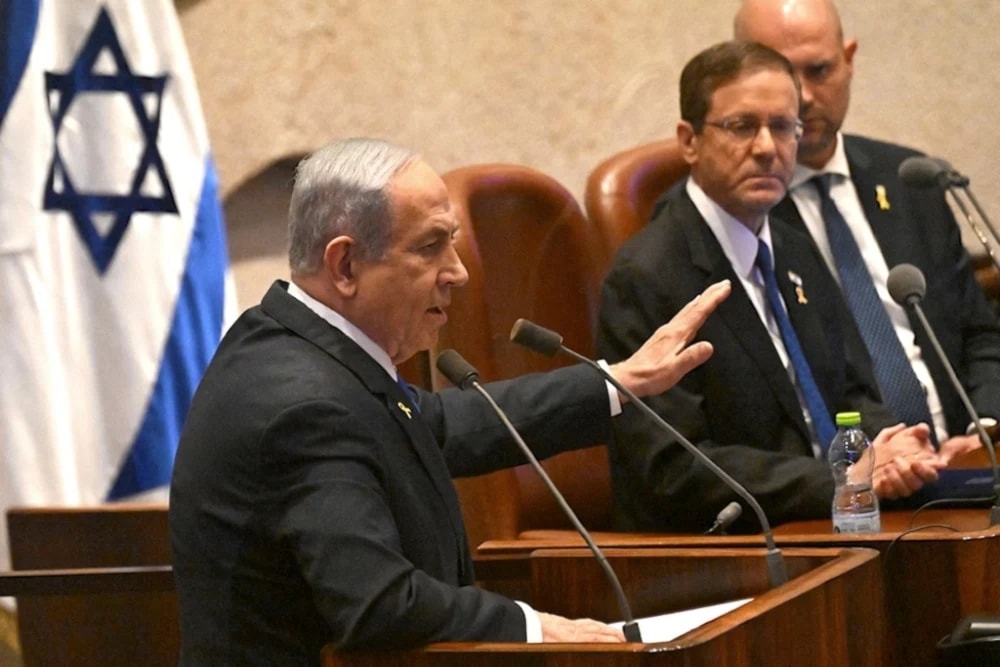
top-left (288, 138), bottom-right (418, 273)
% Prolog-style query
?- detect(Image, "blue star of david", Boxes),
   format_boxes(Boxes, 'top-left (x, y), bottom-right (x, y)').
top-left (43, 6), bottom-right (178, 274)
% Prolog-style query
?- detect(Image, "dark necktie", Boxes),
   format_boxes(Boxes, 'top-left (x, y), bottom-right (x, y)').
top-left (756, 239), bottom-right (837, 451)
top-left (396, 375), bottom-right (420, 413)
top-left (812, 174), bottom-right (934, 433)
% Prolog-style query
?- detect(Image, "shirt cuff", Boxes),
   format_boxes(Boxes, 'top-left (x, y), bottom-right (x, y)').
top-left (516, 600), bottom-right (543, 643)
top-left (597, 359), bottom-right (623, 417)
top-left (967, 417), bottom-right (998, 435)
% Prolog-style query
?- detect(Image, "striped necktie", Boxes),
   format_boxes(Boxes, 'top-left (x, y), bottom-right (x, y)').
top-left (812, 174), bottom-right (934, 434)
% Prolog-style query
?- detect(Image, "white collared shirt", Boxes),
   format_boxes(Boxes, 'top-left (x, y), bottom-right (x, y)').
top-left (786, 134), bottom-right (946, 442)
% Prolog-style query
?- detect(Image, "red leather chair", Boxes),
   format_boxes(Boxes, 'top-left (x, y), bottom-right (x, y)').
top-left (584, 138), bottom-right (690, 271)
top-left (435, 164), bottom-right (613, 548)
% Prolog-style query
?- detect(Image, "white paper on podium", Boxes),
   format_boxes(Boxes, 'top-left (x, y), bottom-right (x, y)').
top-left (612, 597), bottom-right (753, 643)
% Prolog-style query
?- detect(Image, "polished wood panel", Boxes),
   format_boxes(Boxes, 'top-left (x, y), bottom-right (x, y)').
top-left (323, 547), bottom-right (883, 666)
top-left (3, 505), bottom-right (178, 667)
top-left (476, 506), bottom-right (999, 667)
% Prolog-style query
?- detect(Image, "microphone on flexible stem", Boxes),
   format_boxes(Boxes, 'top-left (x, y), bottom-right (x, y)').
top-left (887, 263), bottom-right (1000, 526)
top-left (509, 319), bottom-right (790, 587)
top-left (899, 156), bottom-right (1000, 274)
top-left (705, 502), bottom-right (743, 536)
top-left (435, 349), bottom-right (643, 642)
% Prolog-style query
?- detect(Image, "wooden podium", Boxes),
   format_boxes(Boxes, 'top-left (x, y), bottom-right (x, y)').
top-left (1, 505), bottom-right (178, 667)
top-left (476, 506), bottom-right (999, 667)
top-left (322, 547), bottom-right (884, 666)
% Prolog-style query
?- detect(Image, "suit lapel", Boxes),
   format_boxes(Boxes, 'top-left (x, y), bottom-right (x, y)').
top-left (674, 195), bottom-right (812, 440)
top-left (843, 137), bottom-right (914, 270)
top-left (260, 282), bottom-right (470, 564)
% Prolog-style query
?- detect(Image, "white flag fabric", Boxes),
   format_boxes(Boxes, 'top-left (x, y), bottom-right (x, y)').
top-left (0, 0), bottom-right (232, 572)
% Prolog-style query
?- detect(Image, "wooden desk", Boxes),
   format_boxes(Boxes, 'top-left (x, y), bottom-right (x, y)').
top-left (323, 547), bottom-right (883, 666)
top-left (3, 505), bottom-right (178, 667)
top-left (477, 507), bottom-right (999, 667)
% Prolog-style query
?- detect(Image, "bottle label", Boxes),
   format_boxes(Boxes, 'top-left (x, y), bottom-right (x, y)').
top-left (832, 511), bottom-right (881, 534)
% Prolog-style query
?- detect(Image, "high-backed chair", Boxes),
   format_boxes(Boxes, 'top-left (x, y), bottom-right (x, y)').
top-left (584, 138), bottom-right (689, 271)
top-left (435, 164), bottom-right (613, 549)
top-left (1, 505), bottom-right (177, 667)
top-left (583, 138), bottom-right (1000, 308)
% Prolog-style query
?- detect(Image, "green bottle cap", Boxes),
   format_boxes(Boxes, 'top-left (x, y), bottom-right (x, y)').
top-left (835, 411), bottom-right (862, 427)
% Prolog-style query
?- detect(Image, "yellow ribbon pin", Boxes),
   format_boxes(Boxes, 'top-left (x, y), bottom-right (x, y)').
top-left (397, 401), bottom-right (412, 419)
top-left (787, 271), bottom-right (808, 304)
top-left (875, 185), bottom-right (890, 211)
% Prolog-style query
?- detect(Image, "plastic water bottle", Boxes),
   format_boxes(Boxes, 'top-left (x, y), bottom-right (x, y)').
top-left (828, 411), bottom-right (881, 533)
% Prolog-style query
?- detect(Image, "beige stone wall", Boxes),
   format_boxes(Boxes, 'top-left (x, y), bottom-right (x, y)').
top-left (177, 0), bottom-right (1000, 306)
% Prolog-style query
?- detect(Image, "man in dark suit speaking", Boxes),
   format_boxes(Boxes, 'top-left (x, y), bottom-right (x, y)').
top-left (169, 137), bottom-right (730, 664)
top-left (597, 41), bottom-right (946, 535)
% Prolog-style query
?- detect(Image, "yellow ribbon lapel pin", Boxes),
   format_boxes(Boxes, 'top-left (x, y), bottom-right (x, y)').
top-left (875, 185), bottom-right (891, 211)
top-left (787, 270), bottom-right (808, 304)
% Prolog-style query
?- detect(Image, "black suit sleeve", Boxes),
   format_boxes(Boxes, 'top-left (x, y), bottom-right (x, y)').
top-left (264, 398), bottom-right (527, 651)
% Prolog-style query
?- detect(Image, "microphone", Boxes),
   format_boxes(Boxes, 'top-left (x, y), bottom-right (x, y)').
top-left (899, 156), bottom-right (1000, 274)
top-left (899, 156), bottom-right (969, 189)
top-left (509, 319), bottom-right (790, 587)
top-left (435, 349), bottom-right (642, 642)
top-left (705, 502), bottom-right (743, 536)
top-left (887, 263), bottom-right (1000, 526)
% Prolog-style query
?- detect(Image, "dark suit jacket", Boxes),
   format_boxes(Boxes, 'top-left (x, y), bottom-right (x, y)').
top-left (596, 186), bottom-right (895, 534)
top-left (772, 134), bottom-right (1000, 435)
top-left (170, 281), bottom-right (613, 665)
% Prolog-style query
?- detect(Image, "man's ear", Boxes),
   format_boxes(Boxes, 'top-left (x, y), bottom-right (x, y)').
top-left (677, 120), bottom-right (699, 166)
top-left (323, 236), bottom-right (358, 297)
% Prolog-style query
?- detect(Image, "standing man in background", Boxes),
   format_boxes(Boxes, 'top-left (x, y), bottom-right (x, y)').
top-left (734, 0), bottom-right (1000, 453)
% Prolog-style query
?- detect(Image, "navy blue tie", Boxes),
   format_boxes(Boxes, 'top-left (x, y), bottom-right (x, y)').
top-left (812, 175), bottom-right (934, 434)
top-left (396, 375), bottom-right (420, 413)
top-left (756, 239), bottom-right (837, 451)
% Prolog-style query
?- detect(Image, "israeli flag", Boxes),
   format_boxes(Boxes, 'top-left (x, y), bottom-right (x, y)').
top-left (0, 0), bottom-right (233, 572)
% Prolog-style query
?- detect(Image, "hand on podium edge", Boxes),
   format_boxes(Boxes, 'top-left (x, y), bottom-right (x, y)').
top-left (537, 612), bottom-right (626, 643)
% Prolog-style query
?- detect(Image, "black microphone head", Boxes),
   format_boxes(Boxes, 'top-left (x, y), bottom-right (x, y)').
top-left (899, 156), bottom-right (948, 189)
top-left (887, 263), bottom-right (927, 305)
top-left (509, 318), bottom-right (563, 357)
top-left (435, 349), bottom-right (480, 390)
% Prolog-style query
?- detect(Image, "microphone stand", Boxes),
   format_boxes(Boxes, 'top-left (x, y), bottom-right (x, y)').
top-left (906, 299), bottom-right (1000, 526)
top-left (506, 321), bottom-right (789, 588)
top-left (943, 186), bottom-right (1000, 274)
top-left (435, 350), bottom-right (642, 641)
top-left (554, 344), bottom-right (789, 587)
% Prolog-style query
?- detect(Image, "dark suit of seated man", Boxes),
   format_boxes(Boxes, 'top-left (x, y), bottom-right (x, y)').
top-left (169, 137), bottom-right (731, 664)
top-left (597, 41), bottom-right (948, 535)
top-left (734, 0), bottom-right (1000, 451)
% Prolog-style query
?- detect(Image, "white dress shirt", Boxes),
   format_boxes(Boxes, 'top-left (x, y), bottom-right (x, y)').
top-left (785, 134), bottom-right (947, 442)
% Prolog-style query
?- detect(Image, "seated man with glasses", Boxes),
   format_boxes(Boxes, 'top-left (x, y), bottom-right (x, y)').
top-left (596, 40), bottom-right (945, 534)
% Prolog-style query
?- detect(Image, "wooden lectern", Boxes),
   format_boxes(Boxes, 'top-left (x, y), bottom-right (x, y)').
top-left (0, 505), bottom-right (178, 667)
top-left (322, 547), bottom-right (884, 666)
top-left (476, 506), bottom-right (999, 667)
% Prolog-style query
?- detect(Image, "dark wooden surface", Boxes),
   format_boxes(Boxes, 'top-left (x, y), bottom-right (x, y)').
top-left (3, 505), bottom-right (178, 667)
top-left (476, 505), bottom-right (999, 667)
top-left (322, 547), bottom-right (883, 666)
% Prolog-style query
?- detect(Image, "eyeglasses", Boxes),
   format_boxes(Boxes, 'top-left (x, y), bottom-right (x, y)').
top-left (701, 116), bottom-right (804, 144)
